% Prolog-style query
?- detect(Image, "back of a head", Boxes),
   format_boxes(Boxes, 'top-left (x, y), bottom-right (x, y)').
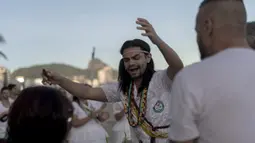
top-left (247, 21), bottom-right (255, 49)
top-left (1, 86), bottom-right (8, 93)
top-left (7, 86), bottom-right (73, 143)
top-left (197, 0), bottom-right (247, 58)
top-left (7, 84), bottom-right (16, 91)
top-left (199, 0), bottom-right (246, 34)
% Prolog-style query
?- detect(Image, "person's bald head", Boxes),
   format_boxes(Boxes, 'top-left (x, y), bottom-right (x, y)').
top-left (247, 21), bottom-right (255, 49)
top-left (196, 0), bottom-right (247, 60)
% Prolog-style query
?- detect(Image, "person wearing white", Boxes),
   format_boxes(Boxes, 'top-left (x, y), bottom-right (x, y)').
top-left (79, 97), bottom-right (109, 123)
top-left (69, 98), bottom-right (108, 143)
top-left (112, 102), bottom-right (131, 143)
top-left (0, 87), bottom-right (10, 140)
top-left (102, 69), bottom-right (173, 143)
top-left (168, 1), bottom-right (255, 143)
top-left (0, 104), bottom-right (8, 139)
top-left (41, 18), bottom-right (183, 143)
top-left (7, 84), bottom-right (20, 104)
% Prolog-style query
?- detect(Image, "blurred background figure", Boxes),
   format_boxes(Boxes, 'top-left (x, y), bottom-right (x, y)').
top-left (6, 86), bottom-right (73, 143)
top-left (96, 111), bottom-right (109, 123)
top-left (7, 84), bottom-right (20, 104)
top-left (0, 87), bottom-right (10, 142)
top-left (112, 102), bottom-right (131, 143)
top-left (247, 21), bottom-right (255, 49)
top-left (79, 84), bottom-right (109, 123)
top-left (67, 94), bottom-right (109, 143)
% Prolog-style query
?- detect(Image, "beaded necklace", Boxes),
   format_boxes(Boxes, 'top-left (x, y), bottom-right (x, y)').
top-left (124, 82), bottom-right (148, 127)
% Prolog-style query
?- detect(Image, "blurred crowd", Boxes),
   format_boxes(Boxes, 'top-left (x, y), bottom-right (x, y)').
top-left (0, 85), bottom-right (131, 143)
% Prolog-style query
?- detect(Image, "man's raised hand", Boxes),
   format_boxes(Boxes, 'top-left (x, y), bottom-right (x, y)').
top-left (41, 69), bottom-right (62, 85)
top-left (136, 18), bottom-right (161, 45)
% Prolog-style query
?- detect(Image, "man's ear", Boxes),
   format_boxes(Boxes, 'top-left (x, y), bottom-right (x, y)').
top-left (146, 53), bottom-right (152, 63)
top-left (204, 18), bottom-right (213, 37)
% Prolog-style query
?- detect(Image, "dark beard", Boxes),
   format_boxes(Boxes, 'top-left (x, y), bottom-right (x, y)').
top-left (198, 38), bottom-right (209, 60)
top-left (130, 72), bottom-right (143, 80)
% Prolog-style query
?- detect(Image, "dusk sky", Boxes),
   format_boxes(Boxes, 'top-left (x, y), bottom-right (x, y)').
top-left (0, 0), bottom-right (254, 71)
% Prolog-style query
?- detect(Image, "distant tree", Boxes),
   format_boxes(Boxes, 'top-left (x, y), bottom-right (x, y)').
top-left (0, 34), bottom-right (8, 86)
top-left (0, 34), bottom-right (5, 43)
top-left (0, 34), bottom-right (8, 60)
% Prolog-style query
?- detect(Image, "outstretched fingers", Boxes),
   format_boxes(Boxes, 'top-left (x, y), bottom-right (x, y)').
top-left (41, 69), bottom-right (52, 85)
top-left (136, 18), bottom-right (153, 37)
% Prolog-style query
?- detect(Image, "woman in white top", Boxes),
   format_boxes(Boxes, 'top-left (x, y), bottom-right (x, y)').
top-left (0, 87), bottom-right (11, 141)
top-left (112, 102), bottom-right (131, 143)
top-left (68, 95), bottom-right (109, 143)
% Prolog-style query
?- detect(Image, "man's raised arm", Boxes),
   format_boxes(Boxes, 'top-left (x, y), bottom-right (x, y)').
top-left (136, 18), bottom-right (184, 80)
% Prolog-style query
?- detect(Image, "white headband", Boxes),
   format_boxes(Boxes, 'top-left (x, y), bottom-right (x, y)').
top-left (122, 50), bottom-right (150, 57)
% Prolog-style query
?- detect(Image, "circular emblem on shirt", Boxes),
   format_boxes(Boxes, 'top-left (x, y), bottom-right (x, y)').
top-left (153, 100), bottom-right (164, 113)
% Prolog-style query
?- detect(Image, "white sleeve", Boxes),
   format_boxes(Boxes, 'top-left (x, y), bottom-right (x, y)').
top-left (168, 72), bottom-right (200, 142)
top-left (72, 102), bottom-right (83, 116)
top-left (100, 82), bottom-right (121, 102)
top-left (113, 102), bottom-right (123, 114)
top-left (88, 100), bottom-right (104, 110)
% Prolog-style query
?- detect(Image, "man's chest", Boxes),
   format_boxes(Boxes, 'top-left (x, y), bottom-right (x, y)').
top-left (120, 86), bottom-right (171, 126)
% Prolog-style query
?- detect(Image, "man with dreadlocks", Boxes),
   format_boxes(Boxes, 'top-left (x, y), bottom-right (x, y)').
top-left (42, 18), bottom-right (183, 143)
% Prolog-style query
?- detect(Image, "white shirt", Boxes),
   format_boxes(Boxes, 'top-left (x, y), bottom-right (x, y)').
top-left (8, 98), bottom-right (14, 104)
top-left (169, 48), bottom-right (255, 143)
top-left (0, 102), bottom-right (8, 138)
top-left (112, 102), bottom-right (131, 139)
top-left (69, 101), bottom-right (108, 143)
top-left (101, 70), bottom-right (172, 143)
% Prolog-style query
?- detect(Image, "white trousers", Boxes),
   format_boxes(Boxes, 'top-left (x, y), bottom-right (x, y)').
top-left (112, 130), bottom-right (132, 143)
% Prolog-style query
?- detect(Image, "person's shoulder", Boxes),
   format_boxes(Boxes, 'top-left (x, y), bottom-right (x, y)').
top-left (153, 64), bottom-right (205, 79)
top-left (174, 48), bottom-right (255, 81)
top-left (153, 69), bottom-right (168, 79)
top-left (152, 69), bottom-right (172, 86)
top-left (212, 47), bottom-right (255, 61)
top-left (176, 49), bottom-right (237, 79)
top-left (175, 62), bottom-right (203, 79)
